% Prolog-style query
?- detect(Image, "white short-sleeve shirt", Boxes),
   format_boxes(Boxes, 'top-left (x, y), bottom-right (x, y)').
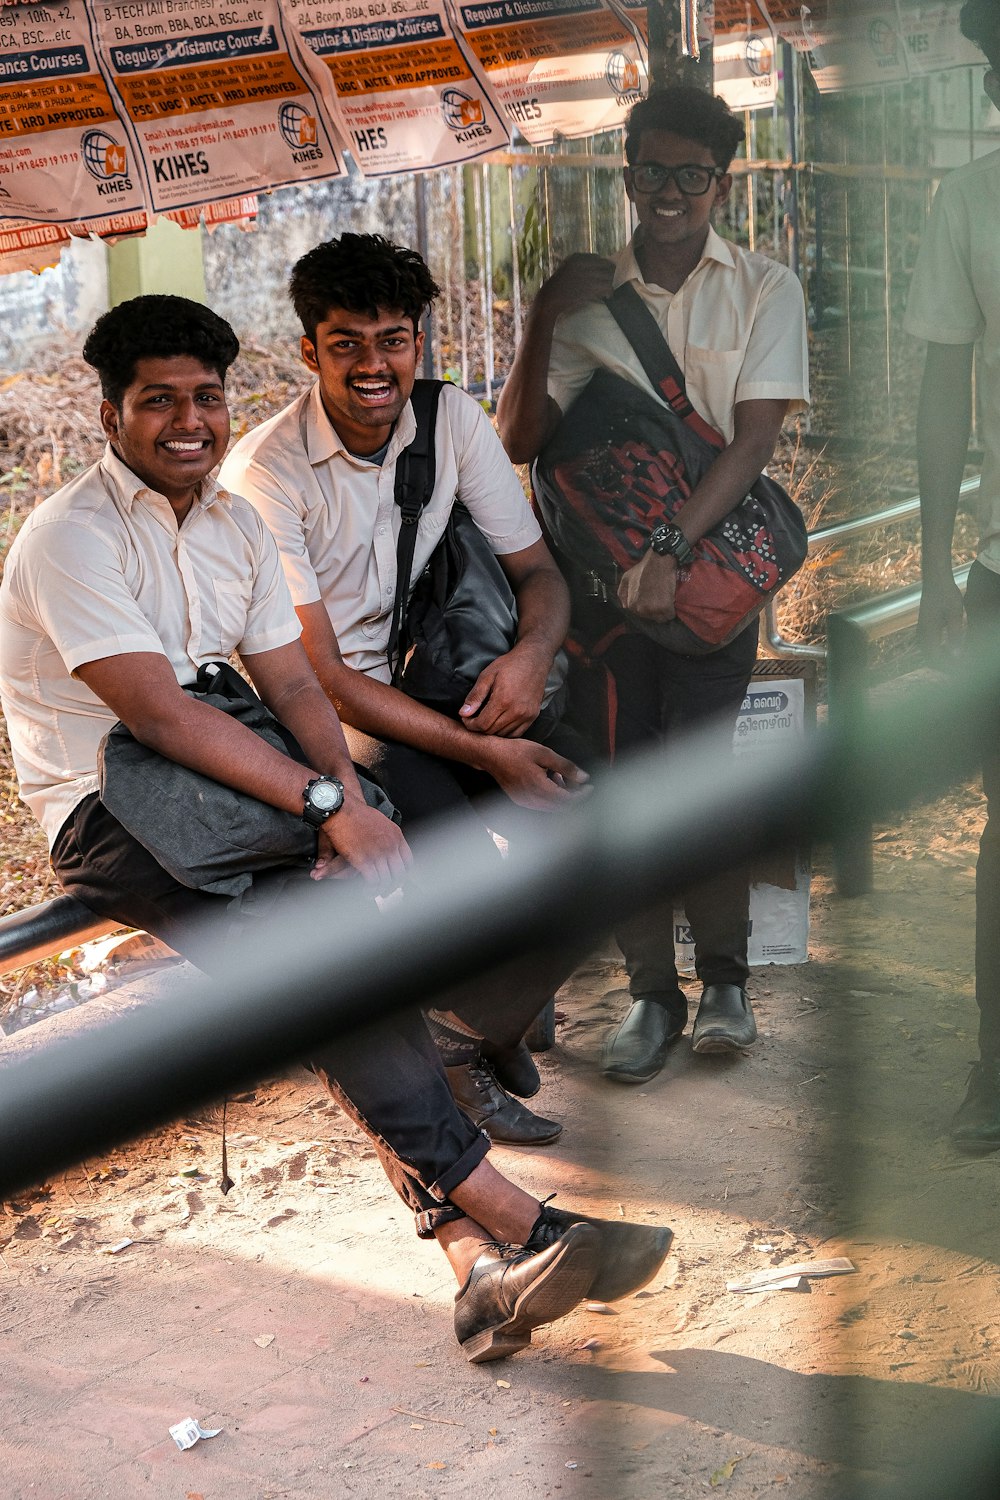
top-left (221, 380), bottom-right (542, 683)
top-left (0, 444), bottom-right (301, 846)
top-left (547, 226), bottom-right (810, 444)
top-left (904, 147), bottom-right (1000, 575)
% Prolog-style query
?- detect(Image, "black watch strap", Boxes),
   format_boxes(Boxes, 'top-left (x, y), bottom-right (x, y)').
top-left (649, 521), bottom-right (695, 567)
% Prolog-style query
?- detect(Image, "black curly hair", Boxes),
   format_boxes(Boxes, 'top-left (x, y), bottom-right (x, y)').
top-left (960, 0), bottom-right (1000, 69)
top-left (625, 87), bottom-right (745, 171)
top-left (82, 295), bottom-right (240, 409)
top-left (289, 233), bottom-right (440, 341)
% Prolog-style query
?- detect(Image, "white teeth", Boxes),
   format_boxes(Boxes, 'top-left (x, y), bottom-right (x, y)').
top-left (163, 441), bottom-right (206, 452)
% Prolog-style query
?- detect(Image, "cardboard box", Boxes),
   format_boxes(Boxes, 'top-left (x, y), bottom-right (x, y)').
top-left (675, 658), bottom-right (816, 970)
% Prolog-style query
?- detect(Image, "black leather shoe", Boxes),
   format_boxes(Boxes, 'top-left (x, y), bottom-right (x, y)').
top-left (951, 1059), bottom-right (1000, 1152)
top-left (526, 1203), bottom-right (673, 1304)
top-left (454, 1225), bottom-right (601, 1363)
top-left (481, 1038), bottom-right (541, 1098)
top-left (691, 983), bottom-right (757, 1054)
top-left (445, 1061), bottom-right (562, 1145)
top-left (601, 995), bottom-right (686, 1084)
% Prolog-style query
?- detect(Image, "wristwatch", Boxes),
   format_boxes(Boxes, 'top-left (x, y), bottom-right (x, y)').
top-left (301, 774), bottom-right (345, 828)
top-left (648, 521), bottom-right (695, 568)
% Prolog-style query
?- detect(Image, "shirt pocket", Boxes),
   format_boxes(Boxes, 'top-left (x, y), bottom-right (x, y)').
top-left (212, 575), bottom-right (253, 653)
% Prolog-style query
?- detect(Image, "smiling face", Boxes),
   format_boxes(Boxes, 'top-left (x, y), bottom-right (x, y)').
top-left (626, 128), bottom-right (731, 273)
top-left (100, 355), bottom-right (230, 519)
top-left (301, 305), bottom-right (424, 456)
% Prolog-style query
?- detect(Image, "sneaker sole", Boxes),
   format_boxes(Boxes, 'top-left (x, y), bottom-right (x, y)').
top-left (461, 1225), bottom-right (601, 1364)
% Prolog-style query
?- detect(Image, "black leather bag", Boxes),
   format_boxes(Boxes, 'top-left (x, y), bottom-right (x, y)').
top-left (387, 380), bottom-right (567, 722)
top-left (533, 284), bottom-right (808, 656)
top-left (97, 661), bottom-right (396, 902)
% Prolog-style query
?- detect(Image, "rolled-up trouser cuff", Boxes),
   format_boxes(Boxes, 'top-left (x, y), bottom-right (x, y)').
top-left (414, 1203), bottom-right (471, 1239)
top-left (426, 1127), bottom-right (491, 1206)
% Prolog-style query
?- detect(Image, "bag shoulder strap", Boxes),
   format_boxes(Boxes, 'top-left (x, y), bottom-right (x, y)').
top-left (606, 283), bottom-right (724, 450)
top-left (387, 378), bottom-right (445, 684)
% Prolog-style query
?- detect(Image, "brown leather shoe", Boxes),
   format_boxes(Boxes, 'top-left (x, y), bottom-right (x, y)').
top-left (481, 1038), bottom-right (541, 1098)
top-left (445, 1061), bottom-right (562, 1145)
top-left (526, 1203), bottom-right (673, 1304)
top-left (454, 1225), bottom-right (600, 1363)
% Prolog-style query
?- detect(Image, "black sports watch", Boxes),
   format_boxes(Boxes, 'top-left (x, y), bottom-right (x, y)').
top-left (648, 521), bottom-right (695, 567)
top-left (301, 774), bottom-right (345, 828)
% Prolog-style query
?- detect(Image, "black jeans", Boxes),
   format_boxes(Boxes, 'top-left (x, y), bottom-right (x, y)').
top-left (574, 621), bottom-right (758, 997)
top-left (51, 793), bottom-right (489, 1238)
top-left (343, 722), bottom-right (589, 1048)
top-left (964, 560), bottom-right (1000, 1060)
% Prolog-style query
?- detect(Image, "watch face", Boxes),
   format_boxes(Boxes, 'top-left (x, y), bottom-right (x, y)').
top-left (310, 780), bottom-right (343, 813)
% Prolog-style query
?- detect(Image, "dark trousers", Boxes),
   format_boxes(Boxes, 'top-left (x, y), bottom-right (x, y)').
top-left (574, 622), bottom-right (758, 997)
top-left (964, 560), bottom-right (1000, 1060)
top-left (51, 793), bottom-right (489, 1238)
top-left (344, 724), bottom-right (588, 1047)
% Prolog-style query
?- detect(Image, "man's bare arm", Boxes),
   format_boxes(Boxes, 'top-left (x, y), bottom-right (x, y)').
top-left (296, 600), bottom-right (587, 810)
top-left (497, 253), bottom-right (615, 463)
top-left (77, 645), bottom-right (410, 886)
top-left (618, 397), bottom-right (790, 622)
top-left (917, 340), bottom-right (975, 661)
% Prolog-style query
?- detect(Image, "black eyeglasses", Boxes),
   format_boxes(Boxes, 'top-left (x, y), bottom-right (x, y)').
top-left (629, 162), bottom-right (723, 196)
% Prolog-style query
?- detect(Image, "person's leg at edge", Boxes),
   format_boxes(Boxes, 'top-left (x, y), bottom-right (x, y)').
top-left (952, 560), bottom-right (1000, 1149)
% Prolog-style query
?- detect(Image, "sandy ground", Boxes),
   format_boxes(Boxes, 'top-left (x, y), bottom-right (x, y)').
top-left (1, 786), bottom-right (998, 1500)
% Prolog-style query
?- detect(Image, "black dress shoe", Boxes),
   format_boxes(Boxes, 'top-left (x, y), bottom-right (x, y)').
top-left (454, 1225), bottom-right (601, 1363)
top-left (445, 1060), bottom-right (562, 1145)
top-left (951, 1059), bottom-right (1000, 1152)
top-left (601, 995), bottom-right (686, 1084)
top-left (481, 1038), bottom-right (541, 1098)
top-left (691, 983), bottom-right (757, 1054)
top-left (526, 1203), bottom-right (673, 1304)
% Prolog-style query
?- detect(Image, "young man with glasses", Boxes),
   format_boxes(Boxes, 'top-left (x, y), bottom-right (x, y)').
top-left (498, 87), bottom-right (809, 1086)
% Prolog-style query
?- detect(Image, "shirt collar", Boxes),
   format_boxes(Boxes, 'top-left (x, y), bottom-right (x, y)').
top-left (304, 380), bottom-right (416, 467)
top-left (99, 442), bottom-right (231, 513)
top-left (613, 223), bottom-right (735, 290)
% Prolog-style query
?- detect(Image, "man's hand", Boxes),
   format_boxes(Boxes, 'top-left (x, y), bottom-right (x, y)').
top-left (534, 253), bottom-right (616, 321)
top-left (459, 646), bottom-right (552, 737)
top-left (477, 736), bottom-right (589, 810)
top-left (311, 801), bottom-right (412, 889)
top-left (917, 575), bottom-right (966, 664)
top-left (617, 550), bottom-right (679, 622)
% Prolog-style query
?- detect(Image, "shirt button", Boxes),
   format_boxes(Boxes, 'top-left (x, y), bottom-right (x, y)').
top-left (378, 526), bottom-right (387, 536)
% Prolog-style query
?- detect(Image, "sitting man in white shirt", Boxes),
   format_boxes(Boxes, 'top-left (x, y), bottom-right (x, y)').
top-left (0, 294), bottom-right (670, 1364)
top-left (222, 234), bottom-right (591, 1148)
top-left (497, 86), bottom-right (810, 1086)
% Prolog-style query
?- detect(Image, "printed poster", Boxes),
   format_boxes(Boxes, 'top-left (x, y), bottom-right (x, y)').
top-left (714, 0), bottom-right (779, 109)
top-left (286, 0), bottom-right (507, 176)
top-left (0, 0), bottom-right (143, 224)
top-left (899, 1), bottom-right (984, 77)
top-left (92, 0), bottom-right (343, 212)
top-left (804, 0), bottom-right (911, 90)
top-left (448, 0), bottom-right (646, 146)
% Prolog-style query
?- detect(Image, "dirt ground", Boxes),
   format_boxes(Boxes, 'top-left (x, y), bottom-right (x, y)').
top-left (1, 781), bottom-right (998, 1500)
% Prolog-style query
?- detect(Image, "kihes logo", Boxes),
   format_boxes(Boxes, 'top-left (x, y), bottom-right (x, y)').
top-left (744, 34), bottom-right (773, 77)
top-left (81, 130), bottom-right (133, 198)
top-left (867, 15), bottom-right (899, 63)
top-left (441, 89), bottom-right (489, 143)
top-left (278, 102), bottom-right (323, 162)
top-left (605, 50), bottom-right (642, 102)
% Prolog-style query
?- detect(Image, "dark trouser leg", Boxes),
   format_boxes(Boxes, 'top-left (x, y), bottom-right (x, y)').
top-left (599, 625), bottom-right (757, 996)
top-left (51, 793), bottom-right (489, 1237)
top-left (963, 561), bottom-right (1000, 1061)
top-left (343, 730), bottom-right (581, 1047)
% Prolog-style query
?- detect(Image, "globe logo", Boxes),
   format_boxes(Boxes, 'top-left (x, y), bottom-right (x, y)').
top-left (278, 102), bottom-right (318, 150)
top-left (441, 89), bottom-right (484, 131)
top-left (81, 130), bottom-right (128, 181)
top-left (605, 50), bottom-right (641, 98)
top-left (745, 35), bottom-right (773, 77)
top-left (868, 16), bottom-right (898, 59)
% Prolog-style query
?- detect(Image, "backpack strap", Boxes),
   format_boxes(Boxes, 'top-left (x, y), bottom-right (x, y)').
top-left (387, 378), bottom-right (445, 685)
top-left (606, 283), bottom-right (725, 451)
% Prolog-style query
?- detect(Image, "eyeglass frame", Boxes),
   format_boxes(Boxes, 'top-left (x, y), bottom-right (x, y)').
top-left (627, 162), bottom-right (726, 197)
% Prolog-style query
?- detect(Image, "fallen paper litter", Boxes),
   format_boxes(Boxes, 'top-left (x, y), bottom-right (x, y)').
top-left (727, 1257), bottom-right (856, 1293)
top-left (585, 1301), bottom-right (614, 1314)
top-left (169, 1418), bottom-right (222, 1451)
top-left (105, 1239), bottom-right (134, 1255)
top-left (253, 1334), bottom-right (275, 1348)
top-left (566, 1462), bottom-right (579, 1470)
